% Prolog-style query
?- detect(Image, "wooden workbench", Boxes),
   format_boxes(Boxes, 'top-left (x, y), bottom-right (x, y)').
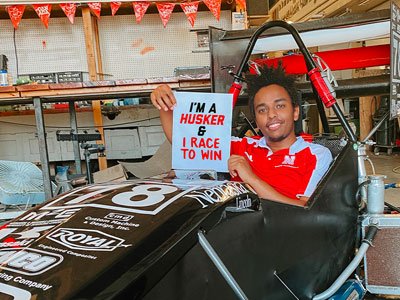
top-left (0, 78), bottom-right (211, 200)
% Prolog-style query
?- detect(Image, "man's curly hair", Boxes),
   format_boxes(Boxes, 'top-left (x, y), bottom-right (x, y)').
top-left (246, 63), bottom-right (298, 118)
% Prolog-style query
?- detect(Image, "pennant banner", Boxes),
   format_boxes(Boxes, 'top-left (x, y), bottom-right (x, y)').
top-left (59, 3), bottom-right (77, 24)
top-left (180, 1), bottom-right (199, 27)
top-left (157, 3), bottom-right (175, 28)
top-left (236, 0), bottom-right (246, 10)
top-left (88, 2), bottom-right (102, 19)
top-left (32, 4), bottom-right (52, 28)
top-left (6, 5), bottom-right (25, 29)
top-left (203, 0), bottom-right (221, 21)
top-left (132, 2), bottom-right (150, 24)
top-left (111, 2), bottom-right (122, 16)
top-left (5, 1), bottom-right (225, 29)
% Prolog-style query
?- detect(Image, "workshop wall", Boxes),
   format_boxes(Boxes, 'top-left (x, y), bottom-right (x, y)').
top-left (0, 10), bottom-right (231, 82)
top-left (99, 10), bottom-right (232, 79)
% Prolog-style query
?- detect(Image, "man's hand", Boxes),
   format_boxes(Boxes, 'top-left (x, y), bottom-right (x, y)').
top-left (229, 154), bottom-right (307, 206)
top-left (150, 84), bottom-right (176, 111)
top-left (228, 155), bottom-right (255, 183)
top-left (150, 84), bottom-right (175, 143)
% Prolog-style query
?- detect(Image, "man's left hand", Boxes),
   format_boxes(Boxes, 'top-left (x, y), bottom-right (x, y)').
top-left (228, 155), bottom-right (254, 183)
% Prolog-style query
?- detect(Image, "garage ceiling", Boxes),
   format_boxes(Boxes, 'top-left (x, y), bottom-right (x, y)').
top-left (269, 0), bottom-right (389, 22)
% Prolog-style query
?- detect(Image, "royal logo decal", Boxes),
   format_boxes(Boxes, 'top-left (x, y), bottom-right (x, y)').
top-left (47, 228), bottom-right (131, 252)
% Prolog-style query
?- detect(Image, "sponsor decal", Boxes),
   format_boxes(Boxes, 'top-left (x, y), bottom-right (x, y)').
top-left (24, 181), bottom-right (254, 218)
top-left (39, 182), bottom-right (201, 215)
top-left (10, 219), bottom-right (64, 228)
top-left (236, 195), bottom-right (253, 209)
top-left (0, 239), bottom-right (32, 248)
top-left (0, 248), bottom-right (63, 276)
top-left (0, 282), bottom-right (31, 299)
top-left (83, 216), bottom-right (115, 230)
top-left (185, 182), bottom-right (251, 208)
top-left (84, 216), bottom-right (139, 231)
top-left (19, 208), bottom-right (81, 222)
top-left (104, 213), bottom-right (133, 222)
top-left (0, 226), bottom-right (54, 248)
top-left (47, 228), bottom-right (131, 251)
top-left (37, 244), bottom-right (97, 260)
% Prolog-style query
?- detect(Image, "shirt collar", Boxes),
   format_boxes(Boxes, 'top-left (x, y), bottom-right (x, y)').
top-left (257, 136), bottom-right (308, 155)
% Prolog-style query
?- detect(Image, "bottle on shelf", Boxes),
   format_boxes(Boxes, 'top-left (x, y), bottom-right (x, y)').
top-left (0, 54), bottom-right (8, 86)
top-left (0, 70), bottom-right (7, 86)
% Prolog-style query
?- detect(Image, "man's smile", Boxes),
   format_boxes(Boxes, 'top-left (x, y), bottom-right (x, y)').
top-left (266, 121), bottom-right (283, 131)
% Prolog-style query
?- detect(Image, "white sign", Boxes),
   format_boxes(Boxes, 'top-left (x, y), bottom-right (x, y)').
top-left (172, 92), bottom-right (233, 172)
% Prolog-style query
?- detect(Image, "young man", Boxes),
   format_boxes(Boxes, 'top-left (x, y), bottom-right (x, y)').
top-left (151, 65), bottom-right (332, 206)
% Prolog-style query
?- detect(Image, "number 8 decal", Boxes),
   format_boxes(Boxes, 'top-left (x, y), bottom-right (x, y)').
top-left (112, 184), bottom-right (178, 207)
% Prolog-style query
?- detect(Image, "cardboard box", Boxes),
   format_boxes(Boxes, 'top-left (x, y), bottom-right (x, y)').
top-left (93, 164), bottom-right (127, 184)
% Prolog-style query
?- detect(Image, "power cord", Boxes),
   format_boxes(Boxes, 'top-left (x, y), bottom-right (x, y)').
top-left (13, 28), bottom-right (19, 78)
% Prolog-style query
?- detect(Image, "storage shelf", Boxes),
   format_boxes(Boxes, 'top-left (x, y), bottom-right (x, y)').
top-left (0, 78), bottom-right (211, 104)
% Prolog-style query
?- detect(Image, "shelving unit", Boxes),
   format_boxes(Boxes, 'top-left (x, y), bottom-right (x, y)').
top-left (0, 78), bottom-right (211, 200)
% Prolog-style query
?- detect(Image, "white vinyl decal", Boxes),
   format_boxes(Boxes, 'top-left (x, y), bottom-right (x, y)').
top-left (0, 283), bottom-right (31, 300)
top-left (39, 182), bottom-right (200, 215)
top-left (0, 248), bottom-right (63, 276)
top-left (112, 184), bottom-right (178, 207)
top-left (47, 228), bottom-right (130, 251)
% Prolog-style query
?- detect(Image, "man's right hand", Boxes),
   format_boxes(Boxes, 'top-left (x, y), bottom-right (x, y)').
top-left (150, 84), bottom-right (175, 143)
top-left (150, 84), bottom-right (176, 111)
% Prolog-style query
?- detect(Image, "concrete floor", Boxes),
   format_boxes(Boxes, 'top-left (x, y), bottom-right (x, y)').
top-left (365, 151), bottom-right (400, 207)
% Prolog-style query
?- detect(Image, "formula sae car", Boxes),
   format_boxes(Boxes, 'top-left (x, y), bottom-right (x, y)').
top-left (0, 20), bottom-right (392, 300)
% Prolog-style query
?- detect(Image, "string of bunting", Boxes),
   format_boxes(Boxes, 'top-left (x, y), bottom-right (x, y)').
top-left (5, 0), bottom-right (246, 29)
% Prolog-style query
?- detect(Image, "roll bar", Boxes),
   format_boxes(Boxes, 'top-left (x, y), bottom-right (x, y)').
top-left (228, 20), bottom-right (357, 143)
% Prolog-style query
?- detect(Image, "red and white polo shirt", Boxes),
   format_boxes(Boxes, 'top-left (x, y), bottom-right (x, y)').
top-left (231, 136), bottom-right (333, 200)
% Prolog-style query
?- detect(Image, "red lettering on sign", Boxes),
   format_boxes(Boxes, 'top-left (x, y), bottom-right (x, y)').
top-left (190, 137), bottom-right (220, 148)
top-left (201, 149), bottom-right (222, 160)
top-left (179, 114), bottom-right (225, 125)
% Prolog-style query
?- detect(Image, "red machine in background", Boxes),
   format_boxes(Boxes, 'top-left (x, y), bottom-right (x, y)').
top-left (250, 44), bottom-right (389, 75)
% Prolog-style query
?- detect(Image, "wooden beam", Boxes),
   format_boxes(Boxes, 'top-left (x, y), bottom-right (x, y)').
top-left (359, 96), bottom-right (377, 142)
top-left (93, 17), bottom-right (104, 80)
top-left (82, 8), bottom-right (97, 81)
top-left (82, 7), bottom-right (107, 170)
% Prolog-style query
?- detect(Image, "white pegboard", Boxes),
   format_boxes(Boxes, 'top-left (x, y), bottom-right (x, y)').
top-left (0, 10), bottom-right (231, 82)
top-left (98, 10), bottom-right (232, 79)
top-left (0, 17), bottom-right (88, 82)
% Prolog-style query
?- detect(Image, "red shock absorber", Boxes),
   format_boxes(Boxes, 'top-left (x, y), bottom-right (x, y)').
top-left (308, 68), bottom-right (337, 108)
top-left (229, 81), bottom-right (243, 107)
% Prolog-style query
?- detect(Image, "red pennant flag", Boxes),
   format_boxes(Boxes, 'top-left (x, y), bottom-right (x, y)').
top-left (180, 2), bottom-right (199, 27)
top-left (132, 2), bottom-right (150, 24)
top-left (111, 2), bottom-right (122, 16)
top-left (6, 5), bottom-right (25, 29)
top-left (32, 4), bottom-right (52, 28)
top-left (88, 2), bottom-right (102, 19)
top-left (236, 0), bottom-right (247, 10)
top-left (59, 3), bottom-right (77, 24)
top-left (203, 0), bottom-right (222, 21)
top-left (156, 3), bottom-right (175, 28)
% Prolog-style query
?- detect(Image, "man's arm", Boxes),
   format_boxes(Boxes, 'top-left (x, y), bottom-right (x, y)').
top-left (228, 155), bottom-right (308, 206)
top-left (150, 84), bottom-right (176, 143)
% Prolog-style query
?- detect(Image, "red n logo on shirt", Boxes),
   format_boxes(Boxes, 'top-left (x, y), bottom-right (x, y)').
top-left (282, 155), bottom-right (296, 165)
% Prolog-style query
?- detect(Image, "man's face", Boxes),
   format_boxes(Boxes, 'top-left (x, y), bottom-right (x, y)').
top-left (254, 84), bottom-right (299, 143)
